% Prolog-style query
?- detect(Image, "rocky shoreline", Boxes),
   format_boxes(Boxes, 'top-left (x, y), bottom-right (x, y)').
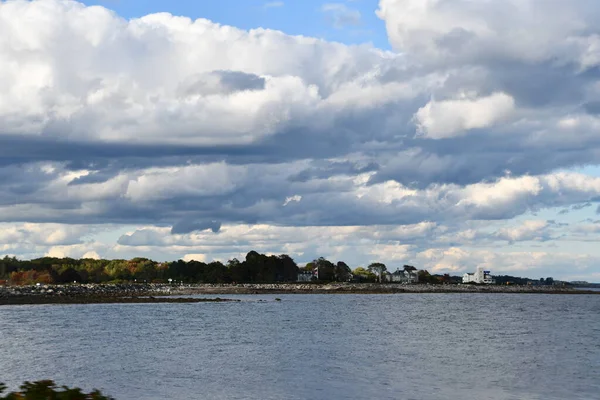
top-left (0, 283), bottom-right (238, 306)
top-left (0, 282), bottom-right (597, 305)
top-left (170, 282), bottom-right (599, 295)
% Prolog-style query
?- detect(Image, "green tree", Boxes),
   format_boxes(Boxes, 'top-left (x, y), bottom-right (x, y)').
top-left (367, 263), bottom-right (387, 282)
top-left (79, 260), bottom-right (110, 283)
top-left (277, 255), bottom-right (299, 282)
top-left (55, 267), bottom-right (83, 284)
top-left (129, 258), bottom-right (157, 281)
top-left (352, 267), bottom-right (377, 282)
top-left (104, 260), bottom-right (131, 281)
top-left (204, 261), bottom-right (229, 283)
top-left (301, 262), bottom-right (315, 272)
top-left (335, 262), bottom-right (352, 282)
top-left (312, 257), bottom-right (336, 281)
top-left (0, 257), bottom-right (8, 279)
top-left (0, 380), bottom-right (113, 399)
top-left (418, 270), bottom-right (440, 284)
top-left (227, 258), bottom-right (247, 283)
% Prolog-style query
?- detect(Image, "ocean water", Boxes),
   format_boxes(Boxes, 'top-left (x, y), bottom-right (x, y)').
top-left (1, 294), bottom-right (599, 400)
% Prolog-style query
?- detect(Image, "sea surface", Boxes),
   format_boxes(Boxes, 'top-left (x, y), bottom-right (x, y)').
top-left (1, 294), bottom-right (599, 400)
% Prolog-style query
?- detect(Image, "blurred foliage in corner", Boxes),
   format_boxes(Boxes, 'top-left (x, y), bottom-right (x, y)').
top-left (0, 380), bottom-right (113, 400)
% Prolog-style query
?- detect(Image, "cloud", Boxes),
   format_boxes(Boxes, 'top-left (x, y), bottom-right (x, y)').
top-left (414, 93), bottom-right (516, 139)
top-left (2, 157), bottom-right (600, 230)
top-left (1, 217), bottom-right (598, 279)
top-left (0, 219), bottom-right (584, 279)
top-left (377, 0), bottom-right (600, 68)
top-left (171, 220), bottom-right (222, 235)
top-left (2, 0), bottom-right (600, 279)
top-left (322, 3), bottom-right (362, 28)
top-left (82, 251), bottom-right (101, 259)
top-left (1, 0), bottom-right (600, 188)
top-left (283, 195), bottom-right (302, 206)
top-left (0, 223), bottom-right (90, 246)
top-left (493, 220), bottom-right (554, 244)
top-left (263, 1), bottom-right (284, 8)
top-left (182, 254), bottom-right (207, 262)
top-left (414, 247), bottom-right (600, 279)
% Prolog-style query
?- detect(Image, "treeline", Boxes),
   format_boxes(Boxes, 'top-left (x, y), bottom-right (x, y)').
top-left (494, 275), bottom-right (557, 286)
top-left (0, 251), bottom-right (300, 285)
top-left (0, 252), bottom-right (398, 285)
top-left (2, 252), bottom-right (550, 286)
top-left (0, 252), bottom-right (443, 285)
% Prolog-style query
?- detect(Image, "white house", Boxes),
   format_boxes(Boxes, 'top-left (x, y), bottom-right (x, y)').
top-left (297, 271), bottom-right (314, 282)
top-left (386, 267), bottom-right (419, 284)
top-left (463, 267), bottom-right (495, 284)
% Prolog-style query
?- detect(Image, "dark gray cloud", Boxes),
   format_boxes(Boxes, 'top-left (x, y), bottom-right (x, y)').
top-left (179, 71), bottom-right (266, 96)
top-left (288, 161), bottom-right (379, 182)
top-left (584, 101), bottom-right (600, 115)
top-left (171, 220), bottom-right (222, 234)
top-left (572, 202), bottom-right (593, 210)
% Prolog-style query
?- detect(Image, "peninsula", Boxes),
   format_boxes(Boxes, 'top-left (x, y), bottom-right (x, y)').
top-left (1, 252), bottom-right (597, 305)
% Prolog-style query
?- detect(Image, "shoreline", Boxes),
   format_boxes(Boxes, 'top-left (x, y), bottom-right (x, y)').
top-left (171, 283), bottom-right (600, 295)
top-left (0, 296), bottom-right (240, 306)
top-left (0, 283), bottom-right (239, 306)
top-left (1, 282), bottom-right (598, 305)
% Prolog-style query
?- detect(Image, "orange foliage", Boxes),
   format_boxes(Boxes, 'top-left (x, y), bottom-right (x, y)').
top-left (9, 270), bottom-right (55, 285)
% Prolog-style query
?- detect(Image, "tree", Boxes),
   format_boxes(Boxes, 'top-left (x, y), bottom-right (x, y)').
top-left (55, 267), bottom-right (83, 284)
top-left (227, 258), bottom-right (247, 283)
top-left (352, 267), bottom-right (377, 283)
top-left (367, 263), bottom-right (387, 282)
top-left (130, 258), bottom-right (158, 281)
top-left (418, 270), bottom-right (441, 284)
top-left (104, 260), bottom-right (131, 281)
top-left (204, 261), bottom-right (229, 283)
top-left (335, 261), bottom-right (352, 282)
top-left (242, 251), bottom-right (270, 282)
top-left (278, 255), bottom-right (299, 282)
top-left (0, 258), bottom-right (7, 279)
top-left (9, 270), bottom-right (53, 285)
top-left (0, 380), bottom-right (113, 399)
top-left (313, 257), bottom-right (336, 281)
top-left (301, 262), bottom-right (315, 272)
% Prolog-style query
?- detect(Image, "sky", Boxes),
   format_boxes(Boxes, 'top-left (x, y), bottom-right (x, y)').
top-left (1, 0), bottom-right (600, 281)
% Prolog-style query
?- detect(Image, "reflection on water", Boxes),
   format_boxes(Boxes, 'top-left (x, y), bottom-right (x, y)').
top-left (1, 294), bottom-right (599, 400)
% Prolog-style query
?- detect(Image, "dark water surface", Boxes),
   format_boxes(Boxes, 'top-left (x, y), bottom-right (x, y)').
top-left (1, 294), bottom-right (599, 400)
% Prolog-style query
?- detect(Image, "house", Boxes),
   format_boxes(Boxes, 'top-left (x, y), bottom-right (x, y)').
top-left (297, 270), bottom-right (314, 282)
top-left (386, 265), bottom-right (419, 284)
top-left (463, 267), bottom-right (495, 284)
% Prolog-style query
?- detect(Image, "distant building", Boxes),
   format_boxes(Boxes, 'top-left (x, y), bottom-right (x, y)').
top-left (385, 266), bottom-right (419, 284)
top-left (297, 271), bottom-right (314, 282)
top-left (463, 267), bottom-right (495, 284)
